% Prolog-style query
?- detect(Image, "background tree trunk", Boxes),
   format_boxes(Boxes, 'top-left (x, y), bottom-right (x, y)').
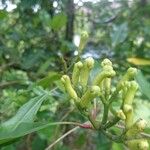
top-left (65, 0), bottom-right (75, 42)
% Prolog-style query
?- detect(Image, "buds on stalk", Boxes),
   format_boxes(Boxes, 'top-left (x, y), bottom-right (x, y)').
top-left (93, 59), bottom-right (115, 101)
top-left (122, 80), bottom-right (138, 129)
top-left (123, 104), bottom-right (133, 129)
top-left (126, 139), bottom-right (149, 150)
top-left (78, 31), bottom-right (89, 54)
top-left (125, 119), bottom-right (147, 138)
top-left (117, 67), bottom-right (137, 91)
top-left (116, 109), bottom-right (126, 120)
top-left (61, 75), bottom-right (78, 100)
top-left (80, 57), bottom-right (94, 89)
top-left (72, 61), bottom-right (83, 87)
top-left (61, 55), bottom-right (148, 150)
top-left (93, 65), bottom-right (116, 86)
top-left (79, 86), bottom-right (100, 108)
top-left (123, 81), bottom-right (138, 105)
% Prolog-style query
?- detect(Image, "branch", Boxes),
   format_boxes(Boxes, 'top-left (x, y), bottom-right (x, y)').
top-left (45, 126), bottom-right (79, 150)
top-left (0, 80), bottom-right (23, 89)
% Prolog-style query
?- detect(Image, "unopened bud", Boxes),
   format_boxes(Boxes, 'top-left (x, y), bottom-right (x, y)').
top-left (136, 119), bottom-right (147, 131)
top-left (123, 104), bottom-right (133, 129)
top-left (117, 109), bottom-right (126, 120)
top-left (116, 67), bottom-right (137, 91)
top-left (78, 31), bottom-right (89, 53)
top-left (123, 104), bottom-right (133, 113)
top-left (101, 58), bottom-right (112, 67)
top-left (126, 139), bottom-right (149, 150)
top-left (93, 66), bottom-right (116, 86)
top-left (123, 81), bottom-right (138, 105)
top-left (125, 119), bottom-right (147, 138)
top-left (80, 57), bottom-right (94, 89)
top-left (80, 86), bottom-right (100, 108)
top-left (61, 75), bottom-right (78, 100)
top-left (72, 61), bottom-right (83, 86)
top-left (85, 57), bottom-right (94, 69)
top-left (138, 140), bottom-right (149, 150)
top-left (127, 67), bottom-right (138, 78)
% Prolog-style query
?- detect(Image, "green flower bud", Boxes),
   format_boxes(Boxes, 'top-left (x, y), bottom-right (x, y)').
top-left (121, 81), bottom-right (128, 98)
top-left (101, 58), bottom-right (112, 67)
top-left (117, 109), bottom-right (126, 120)
top-left (79, 86), bottom-right (100, 108)
top-left (86, 57), bottom-right (94, 69)
top-left (126, 67), bottom-right (138, 78)
top-left (93, 66), bottom-right (116, 86)
top-left (116, 67), bottom-right (137, 91)
top-left (61, 75), bottom-right (78, 100)
top-left (123, 104), bottom-right (133, 129)
top-left (80, 57), bottom-right (94, 89)
top-left (123, 104), bottom-right (133, 113)
top-left (136, 119), bottom-right (147, 131)
top-left (138, 139), bottom-right (149, 150)
top-left (125, 119), bottom-right (147, 138)
top-left (126, 139), bottom-right (149, 150)
top-left (100, 59), bottom-right (115, 100)
top-left (72, 61), bottom-right (83, 86)
top-left (123, 81), bottom-right (138, 105)
top-left (78, 31), bottom-right (89, 54)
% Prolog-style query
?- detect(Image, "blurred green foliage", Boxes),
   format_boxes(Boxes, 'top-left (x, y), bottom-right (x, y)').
top-left (0, 0), bottom-right (150, 150)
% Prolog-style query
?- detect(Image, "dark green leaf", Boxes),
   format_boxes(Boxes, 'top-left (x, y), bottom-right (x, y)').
top-left (50, 13), bottom-right (67, 31)
top-left (0, 122), bottom-right (68, 145)
top-left (0, 93), bottom-right (50, 145)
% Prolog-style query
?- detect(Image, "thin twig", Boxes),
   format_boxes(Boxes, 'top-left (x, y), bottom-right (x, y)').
top-left (0, 80), bottom-right (23, 89)
top-left (45, 126), bottom-right (79, 150)
top-left (141, 132), bottom-right (150, 139)
top-left (60, 108), bottom-right (75, 121)
top-left (52, 108), bottom-right (75, 146)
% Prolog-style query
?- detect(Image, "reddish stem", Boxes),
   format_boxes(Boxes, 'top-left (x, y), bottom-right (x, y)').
top-left (79, 123), bottom-right (93, 129)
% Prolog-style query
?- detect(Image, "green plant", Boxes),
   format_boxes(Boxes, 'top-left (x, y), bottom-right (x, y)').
top-left (0, 31), bottom-right (150, 150)
top-left (61, 57), bottom-right (149, 150)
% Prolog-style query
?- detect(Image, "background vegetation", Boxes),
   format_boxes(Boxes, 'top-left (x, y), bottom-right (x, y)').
top-left (0, 0), bottom-right (150, 150)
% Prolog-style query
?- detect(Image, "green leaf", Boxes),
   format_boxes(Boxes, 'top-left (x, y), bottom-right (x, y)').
top-left (136, 71), bottom-right (150, 100)
top-left (50, 13), bottom-right (67, 31)
top-left (111, 23), bottom-right (128, 47)
top-left (0, 93), bottom-right (49, 145)
top-left (1, 94), bottom-right (48, 129)
top-left (0, 122), bottom-right (71, 145)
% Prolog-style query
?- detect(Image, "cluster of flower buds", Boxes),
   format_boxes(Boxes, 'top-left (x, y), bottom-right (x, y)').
top-left (61, 57), bottom-right (100, 112)
top-left (61, 57), bottom-right (149, 150)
